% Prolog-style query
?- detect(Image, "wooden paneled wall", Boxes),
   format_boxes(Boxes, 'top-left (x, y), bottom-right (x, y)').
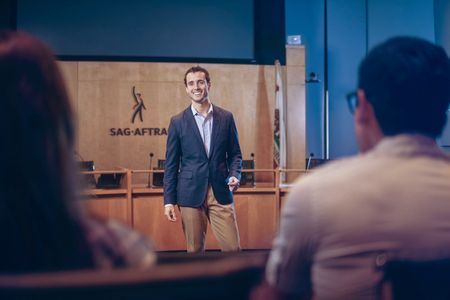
top-left (59, 51), bottom-right (305, 184)
top-left (286, 46), bottom-right (306, 180)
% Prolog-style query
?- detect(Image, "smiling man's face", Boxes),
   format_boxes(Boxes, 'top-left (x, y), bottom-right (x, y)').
top-left (185, 71), bottom-right (211, 104)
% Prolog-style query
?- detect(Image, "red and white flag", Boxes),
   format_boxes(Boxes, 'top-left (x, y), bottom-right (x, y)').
top-left (273, 60), bottom-right (286, 182)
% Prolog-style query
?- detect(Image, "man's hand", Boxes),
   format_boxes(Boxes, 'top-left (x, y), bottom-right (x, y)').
top-left (228, 176), bottom-right (240, 192)
top-left (164, 204), bottom-right (177, 221)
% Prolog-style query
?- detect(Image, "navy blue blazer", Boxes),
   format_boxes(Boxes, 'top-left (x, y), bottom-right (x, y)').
top-left (163, 105), bottom-right (242, 207)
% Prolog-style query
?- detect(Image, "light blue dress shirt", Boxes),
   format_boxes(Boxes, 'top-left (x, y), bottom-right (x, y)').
top-left (191, 104), bottom-right (213, 157)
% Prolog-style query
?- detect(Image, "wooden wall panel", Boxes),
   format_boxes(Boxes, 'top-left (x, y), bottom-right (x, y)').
top-left (58, 61), bottom-right (78, 114)
top-left (286, 46), bottom-right (306, 181)
top-left (59, 58), bottom-right (305, 184)
top-left (80, 197), bottom-right (129, 225)
top-left (234, 194), bottom-right (278, 249)
top-left (58, 62), bottom-right (79, 148)
top-left (133, 195), bottom-right (186, 251)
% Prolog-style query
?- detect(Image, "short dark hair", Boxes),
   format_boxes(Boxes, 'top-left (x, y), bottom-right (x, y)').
top-left (184, 65), bottom-right (211, 86)
top-left (358, 36), bottom-right (450, 138)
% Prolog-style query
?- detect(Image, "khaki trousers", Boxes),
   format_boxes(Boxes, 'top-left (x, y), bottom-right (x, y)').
top-left (180, 186), bottom-right (240, 252)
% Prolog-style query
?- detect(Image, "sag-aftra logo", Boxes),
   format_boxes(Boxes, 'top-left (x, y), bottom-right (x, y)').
top-left (109, 86), bottom-right (167, 137)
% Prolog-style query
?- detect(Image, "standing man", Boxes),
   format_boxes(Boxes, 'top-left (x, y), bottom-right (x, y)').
top-left (163, 66), bottom-right (242, 252)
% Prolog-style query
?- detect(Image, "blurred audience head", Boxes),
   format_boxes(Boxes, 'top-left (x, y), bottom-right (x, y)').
top-left (355, 37), bottom-right (450, 150)
top-left (0, 30), bottom-right (93, 273)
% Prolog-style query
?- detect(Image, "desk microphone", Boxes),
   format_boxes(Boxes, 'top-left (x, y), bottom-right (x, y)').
top-left (148, 153), bottom-right (154, 188)
top-left (306, 153), bottom-right (314, 173)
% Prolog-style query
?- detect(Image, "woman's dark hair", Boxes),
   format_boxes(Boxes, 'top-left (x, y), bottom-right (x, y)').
top-left (358, 36), bottom-right (450, 138)
top-left (0, 30), bottom-right (94, 273)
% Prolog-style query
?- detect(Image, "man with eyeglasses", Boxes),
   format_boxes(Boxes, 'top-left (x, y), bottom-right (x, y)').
top-left (260, 37), bottom-right (450, 299)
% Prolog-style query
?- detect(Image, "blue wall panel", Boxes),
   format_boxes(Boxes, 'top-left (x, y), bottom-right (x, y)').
top-left (327, 0), bottom-right (436, 158)
top-left (327, 0), bottom-right (367, 158)
top-left (285, 0), bottom-right (325, 159)
top-left (368, 0), bottom-right (435, 48)
top-left (435, 0), bottom-right (450, 54)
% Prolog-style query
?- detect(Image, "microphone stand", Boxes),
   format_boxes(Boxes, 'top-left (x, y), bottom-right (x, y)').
top-left (306, 153), bottom-right (314, 174)
top-left (147, 153), bottom-right (154, 188)
top-left (250, 152), bottom-right (256, 187)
